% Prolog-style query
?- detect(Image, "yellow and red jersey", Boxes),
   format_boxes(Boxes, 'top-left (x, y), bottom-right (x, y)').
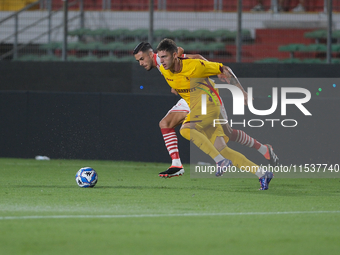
top-left (159, 58), bottom-right (223, 106)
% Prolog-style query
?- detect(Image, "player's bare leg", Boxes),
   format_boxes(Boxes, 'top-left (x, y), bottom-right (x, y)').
top-left (222, 122), bottom-right (279, 166)
top-left (158, 111), bottom-right (187, 178)
top-left (159, 111), bottom-right (186, 130)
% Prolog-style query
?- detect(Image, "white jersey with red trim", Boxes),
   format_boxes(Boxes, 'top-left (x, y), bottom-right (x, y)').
top-left (153, 53), bottom-right (162, 72)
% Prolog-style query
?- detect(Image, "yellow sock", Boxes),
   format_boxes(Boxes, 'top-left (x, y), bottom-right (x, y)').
top-left (180, 128), bottom-right (221, 161)
top-left (219, 145), bottom-right (259, 175)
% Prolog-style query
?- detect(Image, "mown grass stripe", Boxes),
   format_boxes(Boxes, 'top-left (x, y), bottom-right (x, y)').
top-left (1, 210), bottom-right (340, 220)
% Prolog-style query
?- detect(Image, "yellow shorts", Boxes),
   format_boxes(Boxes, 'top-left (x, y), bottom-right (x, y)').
top-left (184, 93), bottom-right (220, 127)
top-left (183, 95), bottom-right (229, 145)
top-left (203, 124), bottom-right (229, 145)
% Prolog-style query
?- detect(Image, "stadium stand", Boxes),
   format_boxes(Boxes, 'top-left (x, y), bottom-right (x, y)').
top-left (44, 0), bottom-right (340, 12)
top-left (2, 0), bottom-right (340, 62)
top-left (2, 0), bottom-right (337, 12)
top-left (30, 27), bottom-right (251, 62)
top-left (275, 29), bottom-right (340, 62)
top-left (0, 0), bottom-right (38, 11)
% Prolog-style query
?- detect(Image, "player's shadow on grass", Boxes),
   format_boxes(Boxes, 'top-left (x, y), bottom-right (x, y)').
top-left (8, 184), bottom-right (185, 190)
top-left (96, 185), bottom-right (192, 190)
top-left (9, 185), bottom-right (78, 189)
top-left (96, 184), bottom-right (258, 193)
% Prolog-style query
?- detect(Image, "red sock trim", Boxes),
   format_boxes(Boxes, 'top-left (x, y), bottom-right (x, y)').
top-left (253, 140), bottom-right (261, 150)
top-left (161, 128), bottom-right (180, 160)
top-left (230, 129), bottom-right (238, 141)
top-left (161, 128), bottom-right (175, 135)
top-left (231, 129), bottom-right (262, 150)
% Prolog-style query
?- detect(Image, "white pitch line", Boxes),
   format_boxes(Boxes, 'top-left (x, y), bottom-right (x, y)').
top-left (1, 211), bottom-right (340, 220)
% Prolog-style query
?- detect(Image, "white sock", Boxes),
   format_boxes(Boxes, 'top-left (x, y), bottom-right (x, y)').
top-left (255, 167), bottom-right (266, 178)
top-left (257, 145), bottom-right (268, 156)
top-left (214, 154), bottom-right (224, 163)
top-left (172, 159), bottom-right (182, 167)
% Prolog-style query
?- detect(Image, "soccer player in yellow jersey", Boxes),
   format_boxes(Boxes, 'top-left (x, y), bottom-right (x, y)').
top-left (156, 38), bottom-right (274, 190)
top-left (133, 41), bottom-right (279, 182)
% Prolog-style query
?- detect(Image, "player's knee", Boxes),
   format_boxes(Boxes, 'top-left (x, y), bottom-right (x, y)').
top-left (214, 136), bottom-right (227, 151)
top-left (159, 119), bottom-right (168, 129)
top-left (180, 127), bottom-right (190, 140)
top-left (224, 130), bottom-right (232, 138)
top-left (223, 126), bottom-right (233, 138)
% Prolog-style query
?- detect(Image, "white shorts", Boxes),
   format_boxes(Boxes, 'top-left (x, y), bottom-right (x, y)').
top-left (169, 99), bottom-right (190, 114)
top-left (166, 98), bottom-right (228, 120)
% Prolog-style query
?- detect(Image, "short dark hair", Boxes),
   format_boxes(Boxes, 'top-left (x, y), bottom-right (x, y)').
top-left (156, 38), bottom-right (178, 54)
top-left (133, 42), bottom-right (153, 55)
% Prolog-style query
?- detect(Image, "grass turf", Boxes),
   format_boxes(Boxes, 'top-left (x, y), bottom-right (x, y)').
top-left (1, 158), bottom-right (340, 255)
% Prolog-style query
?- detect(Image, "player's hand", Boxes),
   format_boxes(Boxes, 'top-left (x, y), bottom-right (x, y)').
top-left (217, 73), bottom-right (230, 83)
top-left (177, 47), bottom-right (184, 57)
top-left (171, 88), bottom-right (178, 95)
top-left (243, 91), bottom-right (248, 105)
top-left (243, 91), bottom-right (253, 105)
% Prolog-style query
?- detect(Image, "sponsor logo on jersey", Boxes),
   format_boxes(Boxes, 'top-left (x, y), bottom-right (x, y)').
top-left (175, 87), bottom-right (197, 93)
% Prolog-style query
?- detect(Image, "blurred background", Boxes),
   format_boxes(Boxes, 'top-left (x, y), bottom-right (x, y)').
top-left (1, 0), bottom-right (340, 63)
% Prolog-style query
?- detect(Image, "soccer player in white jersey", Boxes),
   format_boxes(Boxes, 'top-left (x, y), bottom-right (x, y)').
top-left (133, 42), bottom-right (190, 178)
top-left (133, 42), bottom-right (279, 179)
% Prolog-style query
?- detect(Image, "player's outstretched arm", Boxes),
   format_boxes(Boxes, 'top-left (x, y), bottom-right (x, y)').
top-left (177, 47), bottom-right (184, 56)
top-left (170, 88), bottom-right (178, 95)
top-left (220, 65), bottom-right (250, 105)
top-left (183, 53), bottom-right (230, 83)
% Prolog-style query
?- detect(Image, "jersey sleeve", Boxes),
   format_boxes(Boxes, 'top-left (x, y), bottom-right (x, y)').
top-left (154, 53), bottom-right (162, 71)
top-left (192, 60), bottom-right (222, 78)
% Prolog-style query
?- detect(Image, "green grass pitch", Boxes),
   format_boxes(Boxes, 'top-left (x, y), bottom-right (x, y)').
top-left (1, 158), bottom-right (340, 255)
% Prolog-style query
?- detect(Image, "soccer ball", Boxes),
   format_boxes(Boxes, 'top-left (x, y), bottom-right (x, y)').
top-left (75, 167), bottom-right (98, 188)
